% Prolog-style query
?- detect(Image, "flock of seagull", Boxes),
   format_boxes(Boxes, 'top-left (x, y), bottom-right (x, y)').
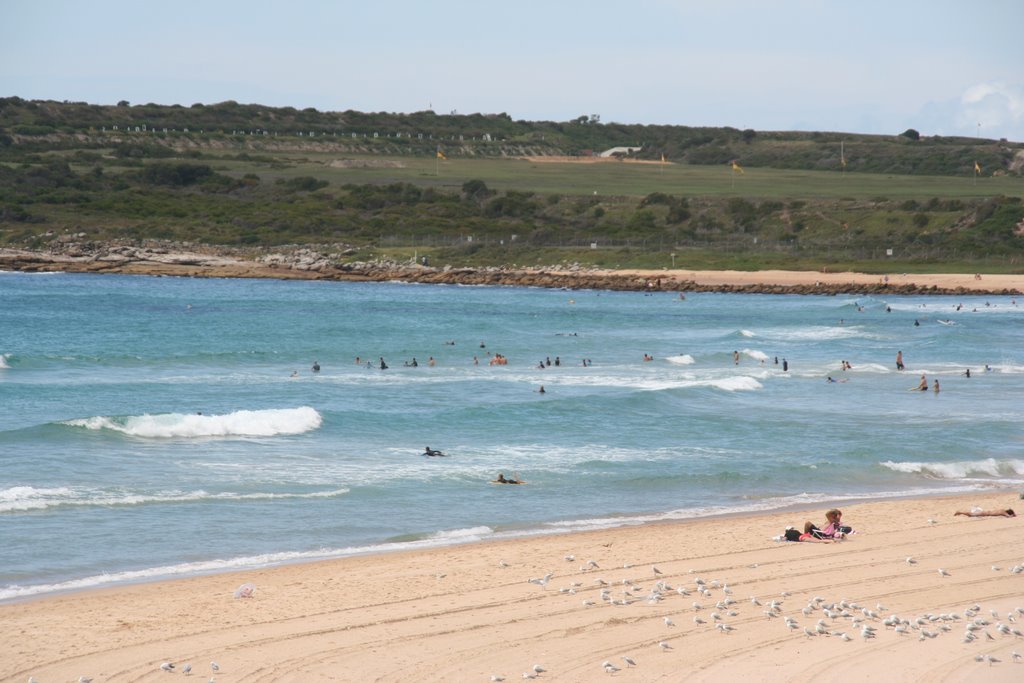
top-left (502, 552), bottom-right (1024, 679)
top-left (26, 546), bottom-right (1024, 681)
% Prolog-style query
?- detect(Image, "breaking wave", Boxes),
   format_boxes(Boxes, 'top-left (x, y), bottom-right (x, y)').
top-left (62, 407), bottom-right (323, 438)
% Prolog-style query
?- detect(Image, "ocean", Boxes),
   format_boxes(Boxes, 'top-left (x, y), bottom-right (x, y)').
top-left (1, 271), bottom-right (1022, 602)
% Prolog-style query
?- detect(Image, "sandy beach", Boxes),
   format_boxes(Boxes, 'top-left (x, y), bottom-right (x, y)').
top-left (3, 490), bottom-right (1023, 682)
top-left (2, 247), bottom-right (1022, 294)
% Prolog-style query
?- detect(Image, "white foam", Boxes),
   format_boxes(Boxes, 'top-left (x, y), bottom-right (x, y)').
top-left (427, 525), bottom-right (495, 542)
top-left (63, 406), bottom-right (322, 438)
top-left (0, 485), bottom-right (349, 513)
top-left (0, 353), bottom-right (9, 369)
top-left (741, 348), bottom-right (768, 362)
top-left (707, 376), bottom-right (762, 392)
top-left (539, 486), bottom-right (988, 533)
top-left (665, 354), bottom-right (695, 365)
top-left (739, 329), bottom-right (756, 337)
top-left (880, 458), bottom-right (1024, 481)
top-left (759, 326), bottom-right (864, 341)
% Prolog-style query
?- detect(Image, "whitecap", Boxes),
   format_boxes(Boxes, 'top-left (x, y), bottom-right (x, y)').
top-left (0, 485), bottom-right (350, 513)
top-left (0, 353), bottom-right (10, 369)
top-left (880, 458), bottom-right (1024, 480)
top-left (741, 348), bottom-right (768, 362)
top-left (665, 354), bottom-right (695, 365)
top-left (63, 406), bottom-right (322, 438)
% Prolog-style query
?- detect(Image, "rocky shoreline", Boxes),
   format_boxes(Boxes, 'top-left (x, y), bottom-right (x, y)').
top-left (2, 243), bottom-right (1021, 296)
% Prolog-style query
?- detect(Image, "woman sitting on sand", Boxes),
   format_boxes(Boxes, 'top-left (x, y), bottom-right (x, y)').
top-left (816, 509), bottom-right (852, 538)
top-left (955, 508), bottom-right (1015, 518)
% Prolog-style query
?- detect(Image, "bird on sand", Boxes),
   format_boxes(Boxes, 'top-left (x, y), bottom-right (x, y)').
top-left (183, 663), bottom-right (192, 675)
top-left (664, 616), bottom-right (675, 627)
top-left (658, 640), bottom-right (672, 651)
top-left (532, 664), bottom-right (546, 674)
top-left (528, 573), bottom-right (554, 587)
top-left (79, 678), bottom-right (93, 683)
top-left (905, 557), bottom-right (917, 564)
top-left (210, 662), bottom-right (220, 673)
top-left (161, 662), bottom-right (175, 672)
top-left (938, 568), bottom-right (950, 577)
top-left (622, 656), bottom-right (637, 667)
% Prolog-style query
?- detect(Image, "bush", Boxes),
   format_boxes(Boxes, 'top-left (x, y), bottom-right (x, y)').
top-left (139, 163), bottom-right (214, 186)
top-left (283, 176), bottom-right (328, 192)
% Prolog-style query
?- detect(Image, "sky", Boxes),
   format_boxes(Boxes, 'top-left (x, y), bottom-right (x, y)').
top-left (3, 0), bottom-right (1024, 141)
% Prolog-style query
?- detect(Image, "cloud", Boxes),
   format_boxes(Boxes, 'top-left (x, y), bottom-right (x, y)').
top-left (956, 82), bottom-right (1024, 139)
top-left (917, 82), bottom-right (1024, 142)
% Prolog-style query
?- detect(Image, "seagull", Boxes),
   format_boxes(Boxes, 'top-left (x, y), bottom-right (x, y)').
top-left (499, 561), bottom-right (510, 568)
top-left (161, 662), bottom-right (176, 672)
top-left (564, 555), bottom-right (575, 562)
top-left (652, 565), bottom-right (663, 575)
top-left (522, 672), bottom-right (537, 680)
top-left (532, 664), bottom-right (546, 674)
top-left (79, 678), bottom-right (93, 683)
top-left (928, 518), bottom-right (937, 524)
top-left (586, 560), bottom-right (600, 569)
top-left (804, 627), bottom-right (816, 638)
top-left (1012, 651), bottom-right (1021, 661)
top-left (528, 573), bottom-right (554, 587)
top-left (210, 662), bottom-right (219, 673)
top-left (751, 596), bottom-right (762, 606)
top-left (582, 599), bottom-right (595, 607)
top-left (491, 676), bottom-right (506, 682)
top-left (622, 656), bottom-right (637, 667)
top-left (986, 655), bottom-right (1001, 666)
top-left (603, 662), bottom-right (620, 674)
top-left (906, 557), bottom-right (917, 565)
top-left (183, 663), bottom-right (192, 675)
top-left (938, 568), bottom-right (950, 577)
top-left (693, 615), bottom-right (706, 625)
top-left (717, 623), bottom-right (736, 633)
top-left (658, 640), bottom-right (672, 651)
top-left (664, 617), bottom-right (675, 627)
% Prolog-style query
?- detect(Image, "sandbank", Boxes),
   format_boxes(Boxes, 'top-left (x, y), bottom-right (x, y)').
top-left (3, 490), bottom-right (1023, 682)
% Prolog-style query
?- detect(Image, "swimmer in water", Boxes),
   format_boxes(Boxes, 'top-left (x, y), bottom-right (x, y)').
top-left (424, 447), bottom-right (445, 457)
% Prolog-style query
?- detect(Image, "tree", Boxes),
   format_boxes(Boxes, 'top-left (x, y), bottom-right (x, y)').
top-left (900, 128), bottom-right (920, 141)
top-left (117, 100), bottom-right (130, 107)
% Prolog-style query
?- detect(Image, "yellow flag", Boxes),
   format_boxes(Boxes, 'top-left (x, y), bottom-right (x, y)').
top-left (731, 160), bottom-right (744, 174)
top-left (437, 150), bottom-right (447, 160)
top-left (974, 161), bottom-right (981, 174)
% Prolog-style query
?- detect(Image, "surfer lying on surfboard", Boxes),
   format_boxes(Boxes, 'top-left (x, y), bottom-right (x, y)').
top-left (423, 447), bottom-right (446, 457)
top-left (492, 473), bottom-right (523, 484)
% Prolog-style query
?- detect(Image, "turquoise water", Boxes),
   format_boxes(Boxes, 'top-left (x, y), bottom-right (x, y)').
top-left (1, 272), bottom-right (1022, 601)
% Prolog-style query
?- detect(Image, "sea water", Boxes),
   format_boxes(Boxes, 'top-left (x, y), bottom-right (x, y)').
top-left (1, 272), bottom-right (1022, 601)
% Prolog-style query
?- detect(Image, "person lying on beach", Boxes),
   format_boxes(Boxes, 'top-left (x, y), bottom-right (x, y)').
top-left (799, 522), bottom-right (835, 542)
top-left (955, 508), bottom-right (1015, 518)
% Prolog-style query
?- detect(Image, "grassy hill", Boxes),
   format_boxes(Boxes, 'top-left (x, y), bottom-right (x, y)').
top-left (1, 98), bottom-right (1023, 273)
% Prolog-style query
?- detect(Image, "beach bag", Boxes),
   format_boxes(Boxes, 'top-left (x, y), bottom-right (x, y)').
top-left (784, 528), bottom-right (802, 542)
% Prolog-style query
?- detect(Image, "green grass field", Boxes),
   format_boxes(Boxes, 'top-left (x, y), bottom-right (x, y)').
top-left (214, 152), bottom-right (1022, 200)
